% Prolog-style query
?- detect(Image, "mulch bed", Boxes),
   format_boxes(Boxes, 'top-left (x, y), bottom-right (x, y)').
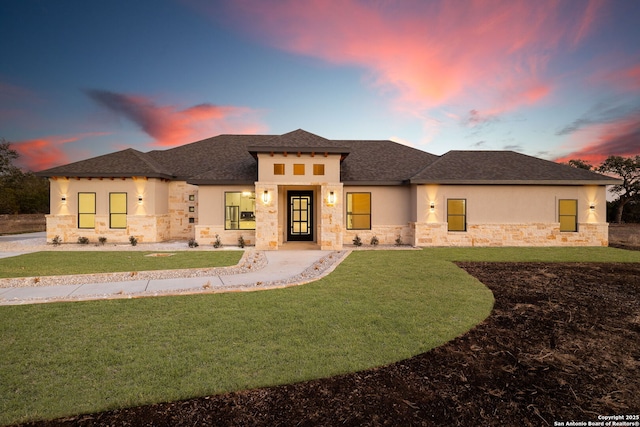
top-left (19, 262), bottom-right (640, 426)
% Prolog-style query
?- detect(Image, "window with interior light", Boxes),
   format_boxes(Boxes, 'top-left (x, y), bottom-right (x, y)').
top-left (559, 199), bottom-right (577, 232)
top-left (78, 192), bottom-right (96, 229)
top-left (274, 164), bottom-right (285, 175)
top-left (109, 193), bottom-right (127, 229)
top-left (293, 164), bottom-right (305, 175)
top-left (313, 164), bottom-right (325, 175)
top-left (346, 192), bottom-right (371, 229)
top-left (447, 199), bottom-right (466, 231)
top-left (225, 192), bottom-right (256, 230)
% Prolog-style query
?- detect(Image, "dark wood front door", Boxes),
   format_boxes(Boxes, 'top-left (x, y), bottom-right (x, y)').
top-left (287, 191), bottom-right (314, 241)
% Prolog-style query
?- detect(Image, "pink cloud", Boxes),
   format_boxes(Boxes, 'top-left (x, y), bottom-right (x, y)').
top-left (85, 89), bottom-right (267, 147)
top-left (217, 0), bottom-right (604, 113)
top-left (13, 133), bottom-right (109, 171)
top-left (555, 113), bottom-right (640, 164)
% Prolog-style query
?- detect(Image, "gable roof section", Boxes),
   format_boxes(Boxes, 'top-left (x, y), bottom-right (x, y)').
top-left (410, 151), bottom-right (621, 185)
top-left (36, 148), bottom-right (174, 179)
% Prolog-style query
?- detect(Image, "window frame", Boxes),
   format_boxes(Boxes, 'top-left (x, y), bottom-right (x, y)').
top-left (447, 199), bottom-right (467, 232)
top-left (78, 192), bottom-right (96, 229)
top-left (109, 192), bottom-right (127, 229)
top-left (224, 191), bottom-right (256, 230)
top-left (558, 199), bottom-right (578, 232)
top-left (346, 192), bottom-right (371, 230)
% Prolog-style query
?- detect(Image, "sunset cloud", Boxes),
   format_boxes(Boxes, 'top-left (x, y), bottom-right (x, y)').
top-left (555, 112), bottom-right (640, 164)
top-left (13, 133), bottom-right (109, 171)
top-left (85, 89), bottom-right (266, 147)
top-left (217, 0), bottom-right (602, 115)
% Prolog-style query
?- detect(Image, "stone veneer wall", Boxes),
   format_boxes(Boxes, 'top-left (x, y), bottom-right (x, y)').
top-left (168, 181), bottom-right (198, 240)
top-left (343, 225), bottom-right (413, 247)
top-left (412, 222), bottom-right (609, 247)
top-left (45, 214), bottom-right (170, 244)
top-left (195, 226), bottom-right (255, 247)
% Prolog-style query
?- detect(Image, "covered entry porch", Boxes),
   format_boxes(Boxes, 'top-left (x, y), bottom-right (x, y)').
top-left (254, 183), bottom-right (343, 250)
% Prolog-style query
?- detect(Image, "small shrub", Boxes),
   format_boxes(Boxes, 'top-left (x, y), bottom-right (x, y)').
top-left (370, 235), bottom-right (379, 246)
top-left (395, 235), bottom-right (403, 246)
top-left (213, 234), bottom-right (222, 248)
top-left (188, 238), bottom-right (199, 248)
top-left (238, 236), bottom-right (245, 248)
top-left (352, 234), bottom-right (362, 247)
top-left (77, 236), bottom-right (90, 245)
top-left (98, 236), bottom-right (107, 245)
top-left (129, 236), bottom-right (138, 246)
top-left (51, 235), bottom-right (62, 246)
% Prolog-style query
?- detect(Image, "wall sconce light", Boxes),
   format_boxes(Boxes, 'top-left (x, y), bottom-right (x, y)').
top-left (327, 191), bottom-right (336, 205)
top-left (430, 201), bottom-right (435, 212)
top-left (589, 203), bottom-right (595, 211)
top-left (262, 190), bottom-right (270, 204)
top-left (138, 195), bottom-right (143, 205)
top-left (61, 195), bottom-right (67, 204)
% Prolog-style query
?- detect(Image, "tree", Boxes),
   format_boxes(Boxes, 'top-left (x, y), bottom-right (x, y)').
top-left (0, 139), bottom-right (50, 214)
top-left (597, 155), bottom-right (640, 223)
top-left (567, 159), bottom-right (594, 170)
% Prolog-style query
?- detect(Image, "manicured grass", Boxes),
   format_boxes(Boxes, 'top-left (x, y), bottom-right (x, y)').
top-left (1, 247), bottom-right (638, 425)
top-left (0, 251), bottom-right (243, 278)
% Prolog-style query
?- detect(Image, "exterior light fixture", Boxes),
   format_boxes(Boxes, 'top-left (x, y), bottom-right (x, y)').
top-left (589, 203), bottom-right (595, 211)
top-left (61, 195), bottom-right (67, 204)
top-left (327, 191), bottom-right (336, 205)
top-left (262, 190), bottom-right (270, 204)
top-left (430, 201), bottom-right (435, 212)
top-left (138, 195), bottom-right (143, 205)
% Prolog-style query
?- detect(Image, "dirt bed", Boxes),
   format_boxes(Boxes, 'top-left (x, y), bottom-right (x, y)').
top-left (19, 262), bottom-right (640, 426)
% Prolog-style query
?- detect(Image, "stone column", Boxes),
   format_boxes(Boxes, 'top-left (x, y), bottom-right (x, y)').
top-left (319, 183), bottom-right (343, 250)
top-left (255, 183), bottom-right (279, 250)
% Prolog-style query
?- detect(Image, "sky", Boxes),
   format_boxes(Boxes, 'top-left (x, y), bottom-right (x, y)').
top-left (1, 0), bottom-right (639, 172)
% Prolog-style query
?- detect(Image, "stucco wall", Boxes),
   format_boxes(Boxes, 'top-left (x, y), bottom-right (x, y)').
top-left (45, 177), bottom-right (171, 243)
top-left (257, 153), bottom-right (341, 183)
top-left (411, 184), bottom-right (609, 247)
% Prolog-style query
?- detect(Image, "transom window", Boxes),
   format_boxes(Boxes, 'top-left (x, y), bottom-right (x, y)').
top-left (225, 192), bottom-right (256, 230)
top-left (559, 199), bottom-right (578, 232)
top-left (293, 164), bottom-right (305, 175)
top-left (447, 199), bottom-right (466, 231)
top-left (346, 192), bottom-right (371, 229)
top-left (313, 164), bottom-right (325, 175)
top-left (78, 192), bottom-right (96, 229)
top-left (274, 164), bottom-right (285, 175)
top-left (109, 193), bottom-right (127, 229)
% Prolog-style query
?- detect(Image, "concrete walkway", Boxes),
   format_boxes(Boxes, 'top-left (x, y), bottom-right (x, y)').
top-left (0, 233), bottom-right (350, 306)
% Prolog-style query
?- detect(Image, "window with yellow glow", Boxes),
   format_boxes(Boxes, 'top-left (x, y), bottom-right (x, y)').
top-left (313, 164), bottom-right (325, 175)
top-left (347, 193), bottom-right (371, 229)
top-left (109, 193), bottom-right (127, 229)
top-left (293, 164), bottom-right (305, 175)
top-left (274, 164), bottom-right (285, 175)
top-left (447, 199), bottom-right (466, 231)
top-left (559, 199), bottom-right (577, 232)
top-left (225, 192), bottom-right (256, 230)
top-left (78, 193), bottom-right (96, 229)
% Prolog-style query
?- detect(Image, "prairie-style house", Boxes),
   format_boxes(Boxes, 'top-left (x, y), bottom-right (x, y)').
top-left (37, 129), bottom-right (619, 249)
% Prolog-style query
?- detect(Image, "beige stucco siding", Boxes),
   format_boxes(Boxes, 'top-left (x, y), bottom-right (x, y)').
top-left (45, 177), bottom-right (171, 243)
top-left (257, 153), bottom-right (341, 183)
top-left (417, 184), bottom-right (606, 224)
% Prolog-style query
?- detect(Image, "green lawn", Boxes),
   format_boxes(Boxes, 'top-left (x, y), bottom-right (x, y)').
top-left (1, 247), bottom-right (639, 425)
top-left (0, 251), bottom-right (242, 278)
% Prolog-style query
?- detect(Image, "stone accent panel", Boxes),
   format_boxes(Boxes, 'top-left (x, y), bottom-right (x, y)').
top-left (196, 226), bottom-right (255, 247)
top-left (254, 183), bottom-right (279, 250)
top-left (344, 225), bottom-right (413, 247)
top-left (168, 182), bottom-right (198, 239)
top-left (319, 184), bottom-right (343, 250)
top-left (411, 222), bottom-right (609, 247)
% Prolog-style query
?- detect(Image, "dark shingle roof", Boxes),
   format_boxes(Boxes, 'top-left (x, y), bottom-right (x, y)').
top-left (409, 151), bottom-right (620, 184)
top-left (37, 129), bottom-right (620, 186)
top-left (36, 148), bottom-right (173, 179)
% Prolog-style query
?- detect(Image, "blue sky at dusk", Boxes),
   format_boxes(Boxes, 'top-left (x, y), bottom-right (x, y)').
top-left (1, 0), bottom-right (639, 171)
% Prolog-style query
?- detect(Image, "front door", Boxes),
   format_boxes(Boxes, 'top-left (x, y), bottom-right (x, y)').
top-left (287, 191), bottom-right (314, 241)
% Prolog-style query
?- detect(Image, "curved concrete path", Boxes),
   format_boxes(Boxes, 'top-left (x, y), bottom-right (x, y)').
top-left (0, 234), bottom-right (350, 305)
